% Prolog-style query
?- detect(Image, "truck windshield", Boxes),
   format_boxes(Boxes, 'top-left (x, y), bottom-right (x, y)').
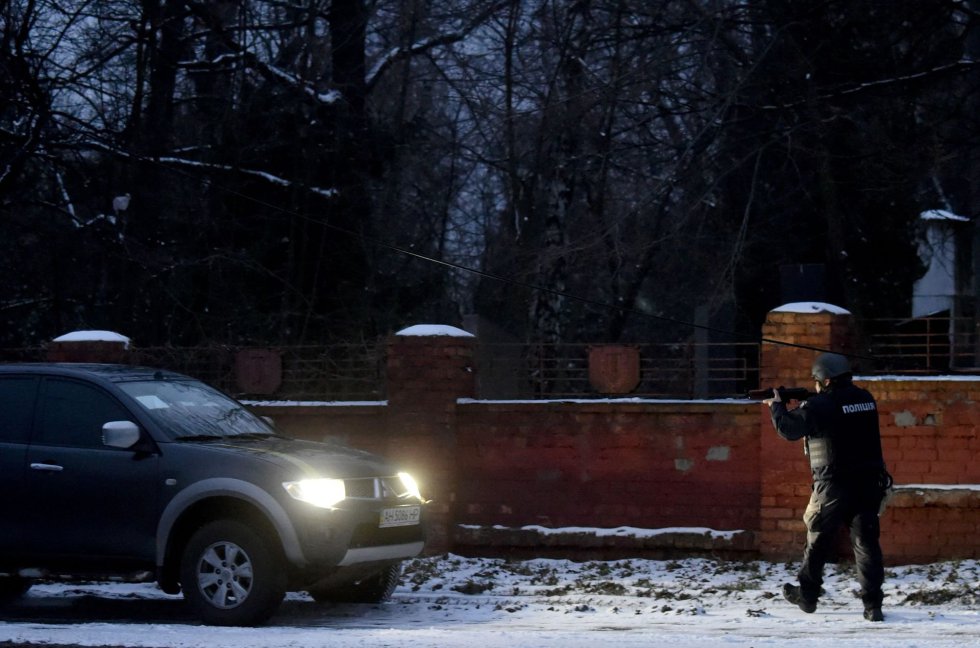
top-left (118, 379), bottom-right (274, 439)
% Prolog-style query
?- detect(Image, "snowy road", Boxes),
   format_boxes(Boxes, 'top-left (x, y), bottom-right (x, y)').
top-left (1, 555), bottom-right (978, 647)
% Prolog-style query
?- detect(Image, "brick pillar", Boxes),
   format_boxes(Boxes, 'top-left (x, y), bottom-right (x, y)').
top-left (385, 325), bottom-right (476, 554)
top-left (758, 303), bottom-right (854, 559)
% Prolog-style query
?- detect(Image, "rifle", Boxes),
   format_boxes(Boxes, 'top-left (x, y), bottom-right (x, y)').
top-left (746, 386), bottom-right (816, 401)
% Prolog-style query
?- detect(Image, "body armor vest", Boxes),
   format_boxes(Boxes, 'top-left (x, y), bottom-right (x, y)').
top-left (805, 435), bottom-right (831, 470)
top-left (803, 383), bottom-right (883, 481)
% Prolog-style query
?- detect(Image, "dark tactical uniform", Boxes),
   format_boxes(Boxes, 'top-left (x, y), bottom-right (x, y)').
top-left (769, 378), bottom-right (888, 613)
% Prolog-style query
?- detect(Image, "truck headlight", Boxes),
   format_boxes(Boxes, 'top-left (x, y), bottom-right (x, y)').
top-left (283, 478), bottom-right (346, 509)
top-left (398, 472), bottom-right (423, 500)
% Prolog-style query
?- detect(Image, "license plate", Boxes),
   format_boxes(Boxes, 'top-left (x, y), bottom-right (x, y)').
top-left (380, 506), bottom-right (421, 528)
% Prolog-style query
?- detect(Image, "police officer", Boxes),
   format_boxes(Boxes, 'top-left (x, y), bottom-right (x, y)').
top-left (763, 352), bottom-right (891, 622)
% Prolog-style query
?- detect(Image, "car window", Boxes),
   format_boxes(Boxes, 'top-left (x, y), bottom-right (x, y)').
top-left (0, 376), bottom-right (38, 443)
top-left (36, 378), bottom-right (132, 448)
top-left (118, 379), bottom-right (273, 439)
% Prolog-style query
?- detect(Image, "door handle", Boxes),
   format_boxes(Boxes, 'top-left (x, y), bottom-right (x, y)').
top-left (30, 463), bottom-right (64, 472)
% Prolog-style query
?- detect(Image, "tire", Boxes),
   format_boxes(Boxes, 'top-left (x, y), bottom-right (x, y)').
top-left (0, 576), bottom-right (31, 604)
top-left (180, 519), bottom-right (286, 626)
top-left (309, 564), bottom-right (401, 604)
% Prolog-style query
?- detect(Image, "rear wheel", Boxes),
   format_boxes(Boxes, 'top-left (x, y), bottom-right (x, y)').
top-left (309, 564), bottom-right (401, 604)
top-left (180, 519), bottom-right (286, 626)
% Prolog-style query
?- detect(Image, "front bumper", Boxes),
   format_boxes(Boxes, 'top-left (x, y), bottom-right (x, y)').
top-left (289, 499), bottom-right (426, 574)
top-left (337, 540), bottom-right (425, 566)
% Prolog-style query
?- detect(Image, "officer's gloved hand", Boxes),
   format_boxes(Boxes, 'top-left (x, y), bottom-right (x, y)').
top-left (762, 387), bottom-right (782, 407)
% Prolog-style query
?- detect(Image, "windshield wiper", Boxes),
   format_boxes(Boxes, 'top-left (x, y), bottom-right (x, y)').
top-left (175, 434), bottom-right (227, 442)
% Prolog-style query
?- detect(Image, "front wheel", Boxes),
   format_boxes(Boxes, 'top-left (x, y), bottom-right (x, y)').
top-left (180, 519), bottom-right (286, 626)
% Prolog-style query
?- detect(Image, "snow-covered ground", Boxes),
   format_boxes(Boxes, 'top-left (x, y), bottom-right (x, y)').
top-left (2, 554), bottom-right (978, 647)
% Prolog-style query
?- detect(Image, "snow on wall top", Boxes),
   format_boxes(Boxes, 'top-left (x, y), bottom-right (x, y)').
top-left (52, 330), bottom-right (131, 348)
top-left (920, 209), bottom-right (970, 222)
top-left (395, 324), bottom-right (474, 338)
top-left (771, 302), bottom-right (851, 315)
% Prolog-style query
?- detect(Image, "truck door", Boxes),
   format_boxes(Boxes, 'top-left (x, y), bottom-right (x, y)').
top-left (0, 375), bottom-right (39, 558)
top-left (22, 377), bottom-right (161, 566)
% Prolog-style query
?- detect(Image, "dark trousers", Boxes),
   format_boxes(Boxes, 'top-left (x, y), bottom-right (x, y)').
top-left (798, 479), bottom-right (884, 608)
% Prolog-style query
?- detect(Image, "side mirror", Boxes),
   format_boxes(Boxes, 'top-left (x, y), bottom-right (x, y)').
top-left (103, 420), bottom-right (141, 449)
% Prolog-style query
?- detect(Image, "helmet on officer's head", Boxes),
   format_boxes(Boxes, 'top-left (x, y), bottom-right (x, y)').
top-left (811, 353), bottom-right (851, 381)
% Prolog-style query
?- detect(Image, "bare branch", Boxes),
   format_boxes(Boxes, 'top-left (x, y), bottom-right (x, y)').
top-left (365, 0), bottom-right (512, 92)
top-left (81, 139), bottom-right (339, 201)
top-left (754, 58), bottom-right (980, 111)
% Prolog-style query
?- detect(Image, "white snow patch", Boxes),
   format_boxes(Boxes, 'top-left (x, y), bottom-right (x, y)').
top-left (459, 524), bottom-right (742, 540)
top-left (52, 330), bottom-right (131, 348)
top-left (2, 555), bottom-right (978, 647)
top-left (772, 302), bottom-right (851, 315)
top-left (243, 400), bottom-right (387, 407)
top-left (396, 324), bottom-right (475, 337)
top-left (246, 398), bottom-right (752, 408)
top-left (920, 209), bottom-right (970, 222)
top-left (895, 484), bottom-right (980, 492)
top-left (457, 398), bottom-right (751, 405)
top-left (857, 375), bottom-right (980, 382)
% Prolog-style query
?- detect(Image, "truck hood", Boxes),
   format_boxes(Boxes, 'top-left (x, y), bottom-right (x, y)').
top-left (180, 435), bottom-right (399, 480)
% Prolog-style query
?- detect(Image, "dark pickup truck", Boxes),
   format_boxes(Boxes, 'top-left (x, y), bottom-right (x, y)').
top-left (0, 363), bottom-right (426, 625)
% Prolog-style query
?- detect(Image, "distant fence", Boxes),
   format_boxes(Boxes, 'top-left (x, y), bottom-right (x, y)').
top-left (474, 341), bottom-right (759, 399)
top-left (135, 345), bottom-right (385, 401)
top-left (866, 316), bottom-right (980, 373)
top-left (0, 343), bottom-right (385, 401)
top-left (4, 315), bottom-right (980, 400)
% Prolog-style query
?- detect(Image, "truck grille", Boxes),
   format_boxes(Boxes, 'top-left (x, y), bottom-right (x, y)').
top-left (344, 476), bottom-right (410, 500)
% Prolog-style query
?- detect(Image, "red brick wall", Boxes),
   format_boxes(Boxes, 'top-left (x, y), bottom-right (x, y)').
top-left (871, 378), bottom-right (980, 563)
top-left (871, 379), bottom-right (980, 484)
top-left (454, 401), bottom-right (760, 533)
top-left (250, 402), bottom-right (388, 454)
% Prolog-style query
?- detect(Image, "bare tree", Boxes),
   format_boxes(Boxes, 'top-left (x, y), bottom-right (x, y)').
top-left (2, 0), bottom-right (979, 356)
